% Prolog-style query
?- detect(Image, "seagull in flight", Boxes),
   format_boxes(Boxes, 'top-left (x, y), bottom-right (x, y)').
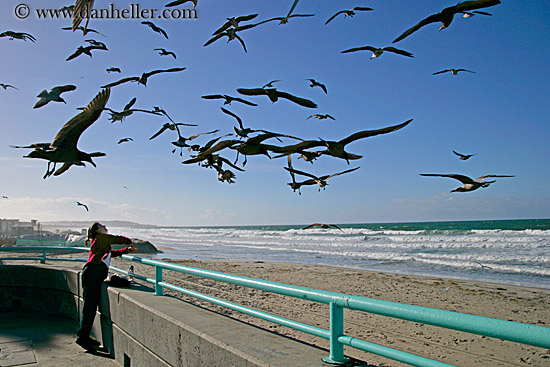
top-left (106, 67), bottom-right (121, 73)
top-left (237, 87), bottom-right (317, 108)
top-left (341, 45), bottom-right (413, 59)
top-left (154, 48), bottom-right (177, 59)
top-left (76, 201), bottom-right (89, 211)
top-left (101, 97), bottom-right (161, 123)
top-left (325, 6), bottom-right (374, 25)
top-left (262, 80), bottom-right (280, 89)
top-left (275, 119), bottom-right (412, 164)
top-left (0, 83), bottom-right (18, 90)
top-left (212, 14), bottom-right (258, 35)
top-left (257, 0), bottom-right (314, 25)
top-left (433, 68), bottom-right (475, 76)
top-left (142, 21), bottom-right (169, 39)
top-left (66, 43), bottom-right (108, 61)
top-left (117, 138), bottom-right (133, 144)
top-left (11, 88), bottom-right (110, 178)
top-left (0, 31), bottom-right (36, 42)
top-left (285, 166), bottom-right (360, 191)
top-left (101, 67), bottom-right (186, 88)
top-left (307, 114), bottom-right (335, 120)
top-left (307, 79), bottom-right (327, 94)
top-left (62, 26), bottom-right (106, 37)
top-left (453, 150), bottom-right (477, 160)
top-left (302, 223), bottom-right (344, 232)
top-left (33, 85), bottom-right (77, 109)
top-left (419, 173), bottom-right (514, 192)
top-left (203, 24), bottom-right (258, 52)
top-left (201, 94), bottom-right (257, 106)
top-left (149, 122), bottom-right (198, 140)
top-left (165, 0), bottom-right (197, 7)
top-left (392, 0), bottom-right (501, 43)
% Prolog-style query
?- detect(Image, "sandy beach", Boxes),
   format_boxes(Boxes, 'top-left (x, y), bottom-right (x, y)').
top-left (109, 257), bottom-right (550, 367)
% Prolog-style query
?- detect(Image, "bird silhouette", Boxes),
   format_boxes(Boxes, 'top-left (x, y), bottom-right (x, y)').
top-left (76, 201), bottom-right (89, 211)
top-left (257, 0), bottom-right (314, 25)
top-left (106, 67), bottom-right (121, 73)
top-left (33, 85), bottom-right (77, 109)
top-left (393, 0), bottom-right (501, 43)
top-left (0, 83), bottom-right (18, 90)
top-left (325, 6), bottom-right (374, 25)
top-left (12, 88), bottom-right (110, 178)
top-left (203, 24), bottom-right (258, 52)
top-left (149, 121), bottom-right (198, 140)
top-left (117, 138), bottom-right (133, 144)
top-left (171, 130), bottom-right (220, 155)
top-left (342, 45), bottom-right (413, 59)
top-left (420, 173), bottom-right (514, 192)
top-left (453, 151), bottom-right (477, 160)
top-left (0, 31), bottom-right (36, 42)
top-left (302, 223), bottom-right (344, 232)
top-left (165, 0), bottom-right (197, 7)
top-left (101, 97), bottom-right (161, 123)
top-left (307, 114), bottom-right (335, 120)
top-left (101, 67), bottom-right (186, 88)
top-left (62, 26), bottom-right (106, 37)
top-left (307, 79), bottom-right (327, 94)
top-left (269, 119), bottom-right (412, 164)
top-left (433, 68), bottom-right (475, 75)
top-left (154, 48), bottom-right (177, 59)
top-left (231, 133), bottom-right (296, 166)
top-left (285, 166), bottom-right (360, 191)
top-left (237, 87), bottom-right (317, 108)
top-left (66, 43), bottom-right (108, 61)
top-left (201, 94), bottom-right (257, 106)
top-left (142, 21), bottom-right (169, 39)
top-left (212, 14), bottom-right (258, 35)
top-left (262, 80), bottom-right (280, 88)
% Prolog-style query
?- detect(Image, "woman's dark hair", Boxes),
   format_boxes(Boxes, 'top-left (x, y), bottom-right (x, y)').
top-left (85, 222), bottom-right (102, 245)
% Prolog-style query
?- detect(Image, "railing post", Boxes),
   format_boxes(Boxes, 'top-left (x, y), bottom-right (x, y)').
top-left (40, 249), bottom-right (46, 264)
top-left (155, 265), bottom-right (164, 296)
top-left (323, 302), bottom-right (350, 365)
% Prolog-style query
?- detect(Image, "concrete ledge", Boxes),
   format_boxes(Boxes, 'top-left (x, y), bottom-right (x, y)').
top-left (0, 265), bottom-right (80, 319)
top-left (0, 264), bottom-right (329, 367)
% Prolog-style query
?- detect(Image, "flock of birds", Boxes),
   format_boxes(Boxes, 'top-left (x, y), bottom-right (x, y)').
top-left (2, 0), bottom-right (515, 210)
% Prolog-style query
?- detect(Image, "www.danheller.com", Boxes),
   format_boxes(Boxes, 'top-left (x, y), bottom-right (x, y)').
top-left (14, 3), bottom-right (198, 20)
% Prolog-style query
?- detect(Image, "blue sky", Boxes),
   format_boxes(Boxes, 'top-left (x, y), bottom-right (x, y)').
top-left (1, 1), bottom-right (549, 226)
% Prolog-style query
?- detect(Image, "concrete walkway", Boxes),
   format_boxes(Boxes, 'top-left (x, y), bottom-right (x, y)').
top-left (0, 311), bottom-right (119, 367)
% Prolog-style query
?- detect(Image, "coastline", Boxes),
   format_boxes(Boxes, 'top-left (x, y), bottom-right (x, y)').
top-left (121, 258), bottom-right (550, 366)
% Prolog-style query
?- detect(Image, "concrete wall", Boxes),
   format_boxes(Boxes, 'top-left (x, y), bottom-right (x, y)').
top-left (0, 265), bottom-right (329, 367)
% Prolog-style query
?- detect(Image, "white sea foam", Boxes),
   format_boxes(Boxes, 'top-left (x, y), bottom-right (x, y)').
top-left (110, 223), bottom-right (550, 289)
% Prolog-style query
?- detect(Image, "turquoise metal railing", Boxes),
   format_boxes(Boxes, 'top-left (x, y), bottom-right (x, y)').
top-left (2, 246), bottom-right (549, 367)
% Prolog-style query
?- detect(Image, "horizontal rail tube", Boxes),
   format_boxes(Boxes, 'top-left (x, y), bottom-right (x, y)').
top-left (338, 335), bottom-right (454, 367)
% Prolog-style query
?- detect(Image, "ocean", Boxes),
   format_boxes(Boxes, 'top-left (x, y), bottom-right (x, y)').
top-left (108, 219), bottom-right (550, 290)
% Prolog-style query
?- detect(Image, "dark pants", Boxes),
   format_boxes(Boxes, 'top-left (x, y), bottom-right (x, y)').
top-left (77, 262), bottom-right (108, 339)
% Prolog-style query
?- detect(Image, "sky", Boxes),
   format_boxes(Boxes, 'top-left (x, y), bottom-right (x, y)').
top-left (1, 0), bottom-right (549, 226)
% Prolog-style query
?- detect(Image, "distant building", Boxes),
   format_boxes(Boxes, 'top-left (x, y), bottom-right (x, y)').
top-left (0, 218), bottom-right (40, 237)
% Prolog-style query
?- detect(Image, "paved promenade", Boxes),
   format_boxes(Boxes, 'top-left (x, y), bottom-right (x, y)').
top-left (0, 311), bottom-right (119, 367)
